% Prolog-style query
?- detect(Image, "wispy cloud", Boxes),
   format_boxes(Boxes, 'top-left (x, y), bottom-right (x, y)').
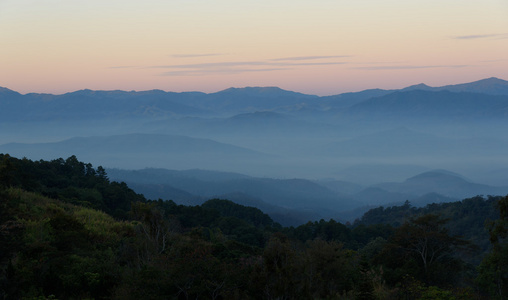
top-left (151, 59), bottom-right (348, 76)
top-left (352, 60), bottom-right (408, 65)
top-left (285, 62), bottom-right (347, 66)
top-left (150, 61), bottom-right (267, 69)
top-left (171, 53), bottom-right (227, 58)
top-left (271, 55), bottom-right (352, 61)
top-left (150, 61), bottom-right (347, 69)
top-left (161, 68), bottom-right (290, 76)
top-left (351, 65), bottom-right (469, 70)
top-left (451, 33), bottom-right (508, 40)
top-left (110, 55), bottom-right (349, 76)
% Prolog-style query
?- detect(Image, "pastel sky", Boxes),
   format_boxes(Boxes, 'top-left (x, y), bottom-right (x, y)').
top-left (1, 0), bottom-right (507, 96)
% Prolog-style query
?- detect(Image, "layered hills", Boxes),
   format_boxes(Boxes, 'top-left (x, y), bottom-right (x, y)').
top-left (106, 167), bottom-right (508, 225)
top-left (1, 77), bottom-right (508, 223)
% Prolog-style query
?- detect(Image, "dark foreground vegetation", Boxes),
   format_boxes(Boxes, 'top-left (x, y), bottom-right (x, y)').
top-left (1, 154), bottom-right (507, 299)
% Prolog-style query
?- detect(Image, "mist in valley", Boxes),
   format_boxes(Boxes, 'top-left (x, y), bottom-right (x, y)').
top-left (2, 78), bottom-right (508, 224)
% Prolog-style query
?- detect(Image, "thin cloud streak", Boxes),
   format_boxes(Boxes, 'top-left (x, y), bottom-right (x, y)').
top-left (149, 61), bottom-right (268, 69)
top-left (156, 60), bottom-right (347, 76)
top-left (160, 68), bottom-right (291, 76)
top-left (286, 62), bottom-right (347, 66)
top-left (127, 56), bottom-right (350, 76)
top-left (351, 65), bottom-right (469, 70)
top-left (149, 61), bottom-right (347, 69)
top-left (451, 33), bottom-right (508, 40)
top-left (271, 55), bottom-right (352, 61)
top-left (352, 61), bottom-right (408, 65)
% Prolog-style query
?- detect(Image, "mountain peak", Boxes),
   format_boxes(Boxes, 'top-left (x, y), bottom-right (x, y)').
top-left (406, 170), bottom-right (470, 183)
top-left (454, 77), bottom-right (508, 87)
top-left (219, 86), bottom-right (284, 93)
top-left (214, 86), bottom-right (315, 98)
top-left (477, 77), bottom-right (506, 83)
top-left (435, 77), bottom-right (508, 95)
top-left (0, 86), bottom-right (21, 97)
top-left (394, 77), bottom-right (508, 96)
top-left (402, 83), bottom-right (432, 91)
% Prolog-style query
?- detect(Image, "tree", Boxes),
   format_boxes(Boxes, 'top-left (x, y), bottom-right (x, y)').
top-left (0, 154), bottom-right (16, 187)
top-left (477, 195), bottom-right (508, 298)
top-left (130, 201), bottom-right (180, 266)
top-left (305, 239), bottom-right (359, 298)
top-left (379, 214), bottom-right (471, 286)
top-left (252, 233), bottom-right (309, 300)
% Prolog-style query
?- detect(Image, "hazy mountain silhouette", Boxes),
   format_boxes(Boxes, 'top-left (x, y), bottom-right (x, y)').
top-left (196, 111), bottom-right (338, 137)
top-left (106, 167), bottom-right (359, 221)
top-left (345, 90), bottom-right (508, 120)
top-left (0, 133), bottom-right (269, 170)
top-left (2, 77), bottom-right (508, 217)
top-left (402, 77), bottom-right (508, 95)
top-left (0, 87), bottom-right (22, 98)
top-left (375, 170), bottom-right (508, 199)
top-left (206, 86), bottom-right (318, 112)
top-left (318, 89), bottom-right (393, 109)
top-left (104, 165), bottom-right (508, 224)
top-left (2, 77), bottom-right (508, 122)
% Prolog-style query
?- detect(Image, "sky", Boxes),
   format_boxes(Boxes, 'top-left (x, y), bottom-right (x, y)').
top-left (1, 0), bottom-right (507, 96)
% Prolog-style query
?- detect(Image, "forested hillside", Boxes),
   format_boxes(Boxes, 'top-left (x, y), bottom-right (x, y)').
top-left (1, 154), bottom-right (507, 299)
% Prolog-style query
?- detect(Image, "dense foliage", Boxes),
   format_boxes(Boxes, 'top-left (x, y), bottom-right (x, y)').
top-left (355, 198), bottom-right (501, 259)
top-left (1, 154), bottom-right (507, 299)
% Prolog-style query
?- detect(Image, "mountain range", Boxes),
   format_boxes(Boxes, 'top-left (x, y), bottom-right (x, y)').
top-left (1, 77), bottom-right (508, 122)
top-left (106, 167), bottom-right (508, 225)
top-left (2, 77), bottom-right (508, 223)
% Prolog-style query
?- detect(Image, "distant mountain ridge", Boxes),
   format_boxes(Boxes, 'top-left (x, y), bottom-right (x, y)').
top-left (3, 77), bottom-right (507, 97)
top-left (402, 77), bottom-right (508, 95)
top-left (374, 170), bottom-right (508, 199)
top-left (345, 90), bottom-right (508, 119)
top-left (0, 133), bottom-right (270, 170)
top-left (2, 77), bottom-right (508, 121)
